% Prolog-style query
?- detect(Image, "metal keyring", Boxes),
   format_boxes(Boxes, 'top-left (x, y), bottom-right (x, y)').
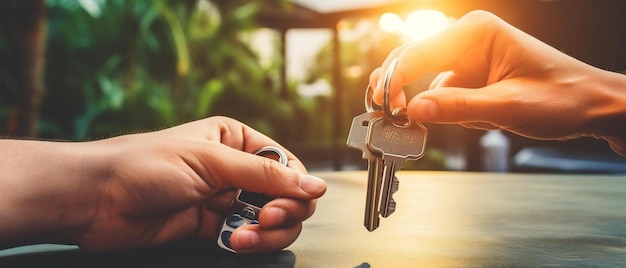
top-left (365, 83), bottom-right (374, 112)
top-left (391, 107), bottom-right (412, 127)
top-left (364, 83), bottom-right (383, 112)
top-left (383, 57), bottom-right (408, 124)
top-left (253, 146), bottom-right (288, 166)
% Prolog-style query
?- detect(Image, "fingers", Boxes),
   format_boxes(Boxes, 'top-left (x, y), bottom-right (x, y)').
top-left (163, 116), bottom-right (326, 200)
top-left (197, 196), bottom-right (316, 253)
top-left (259, 198), bottom-right (317, 228)
top-left (430, 71), bottom-right (486, 89)
top-left (206, 146), bottom-right (327, 200)
top-left (215, 117), bottom-right (307, 172)
top-left (226, 198), bottom-right (316, 253)
top-left (229, 223), bottom-right (302, 254)
top-left (370, 11), bottom-right (502, 106)
top-left (429, 71), bottom-right (452, 89)
top-left (165, 116), bottom-right (305, 172)
top-left (158, 116), bottom-right (326, 253)
top-left (206, 117), bottom-right (325, 198)
top-left (370, 66), bottom-right (408, 107)
top-left (406, 82), bottom-right (511, 124)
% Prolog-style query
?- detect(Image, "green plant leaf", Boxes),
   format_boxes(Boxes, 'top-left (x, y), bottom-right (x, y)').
top-left (196, 79), bottom-right (223, 118)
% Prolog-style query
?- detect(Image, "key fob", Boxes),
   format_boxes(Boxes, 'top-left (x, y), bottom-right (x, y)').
top-left (217, 146), bottom-right (288, 253)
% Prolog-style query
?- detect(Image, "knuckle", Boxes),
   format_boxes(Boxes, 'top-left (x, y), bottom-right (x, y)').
top-left (461, 10), bottom-right (506, 41)
top-left (463, 10), bottom-right (499, 25)
top-left (452, 91), bottom-right (473, 116)
top-left (260, 158), bottom-right (291, 187)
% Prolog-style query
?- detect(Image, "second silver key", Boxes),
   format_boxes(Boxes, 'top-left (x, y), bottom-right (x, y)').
top-left (367, 115), bottom-right (427, 218)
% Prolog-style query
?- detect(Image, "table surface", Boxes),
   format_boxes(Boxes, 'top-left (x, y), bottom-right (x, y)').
top-left (2, 171), bottom-right (626, 267)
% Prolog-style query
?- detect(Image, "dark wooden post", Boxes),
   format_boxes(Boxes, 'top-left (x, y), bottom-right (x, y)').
top-left (0, 0), bottom-right (47, 137)
top-left (331, 26), bottom-right (343, 170)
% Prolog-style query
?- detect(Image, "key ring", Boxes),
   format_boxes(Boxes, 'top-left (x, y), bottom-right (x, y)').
top-left (364, 83), bottom-right (382, 112)
top-left (253, 146), bottom-right (288, 166)
top-left (383, 57), bottom-right (411, 125)
top-left (365, 83), bottom-right (374, 112)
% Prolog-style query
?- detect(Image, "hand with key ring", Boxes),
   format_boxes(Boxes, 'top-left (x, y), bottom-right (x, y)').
top-left (0, 116), bottom-right (327, 254)
top-left (369, 10), bottom-right (626, 156)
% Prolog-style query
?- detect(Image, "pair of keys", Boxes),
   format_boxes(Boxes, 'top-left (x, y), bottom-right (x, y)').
top-left (347, 58), bottom-right (428, 231)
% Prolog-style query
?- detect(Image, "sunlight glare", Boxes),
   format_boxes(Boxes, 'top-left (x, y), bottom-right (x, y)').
top-left (379, 10), bottom-right (449, 42)
top-left (404, 10), bottom-right (448, 41)
top-left (379, 12), bottom-right (404, 33)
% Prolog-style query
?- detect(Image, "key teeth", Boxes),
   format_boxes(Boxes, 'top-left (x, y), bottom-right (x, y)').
top-left (389, 199), bottom-right (396, 211)
top-left (378, 170), bottom-right (399, 219)
top-left (381, 176), bottom-right (399, 218)
top-left (381, 199), bottom-right (396, 218)
top-left (391, 176), bottom-right (399, 193)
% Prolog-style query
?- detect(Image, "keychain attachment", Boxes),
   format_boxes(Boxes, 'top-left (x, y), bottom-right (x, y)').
top-left (383, 58), bottom-right (412, 127)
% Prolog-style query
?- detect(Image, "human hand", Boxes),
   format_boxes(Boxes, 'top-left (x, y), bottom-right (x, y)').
top-left (83, 116), bottom-right (326, 253)
top-left (0, 116), bottom-right (326, 253)
top-left (369, 10), bottom-right (626, 156)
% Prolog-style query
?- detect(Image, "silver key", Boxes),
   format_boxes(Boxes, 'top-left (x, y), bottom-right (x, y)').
top-left (367, 114), bottom-right (427, 218)
top-left (347, 110), bottom-right (385, 231)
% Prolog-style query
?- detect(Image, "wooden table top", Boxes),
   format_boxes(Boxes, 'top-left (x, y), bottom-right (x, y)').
top-left (291, 171), bottom-right (626, 267)
top-left (2, 171), bottom-right (625, 267)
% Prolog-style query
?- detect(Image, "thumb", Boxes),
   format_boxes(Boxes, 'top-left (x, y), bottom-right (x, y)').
top-left (210, 147), bottom-right (327, 200)
top-left (407, 85), bottom-right (505, 124)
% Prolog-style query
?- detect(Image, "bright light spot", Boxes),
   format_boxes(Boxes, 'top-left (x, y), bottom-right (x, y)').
top-left (378, 10), bottom-right (449, 42)
top-left (247, 29), bottom-right (278, 69)
top-left (297, 79), bottom-right (332, 98)
top-left (404, 10), bottom-right (448, 41)
top-left (379, 13), bottom-right (404, 33)
top-left (78, 0), bottom-right (102, 18)
top-left (345, 65), bottom-right (364, 79)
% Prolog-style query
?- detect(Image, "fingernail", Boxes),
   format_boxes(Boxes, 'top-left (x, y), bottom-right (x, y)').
top-left (299, 174), bottom-right (326, 195)
top-left (264, 207), bottom-right (287, 226)
top-left (235, 229), bottom-right (260, 250)
top-left (412, 99), bottom-right (438, 120)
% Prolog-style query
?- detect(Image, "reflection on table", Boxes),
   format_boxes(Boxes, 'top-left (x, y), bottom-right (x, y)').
top-left (291, 171), bottom-right (626, 267)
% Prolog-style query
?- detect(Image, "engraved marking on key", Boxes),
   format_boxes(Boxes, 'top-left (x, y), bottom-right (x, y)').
top-left (367, 115), bottom-right (427, 218)
top-left (346, 110), bottom-right (384, 231)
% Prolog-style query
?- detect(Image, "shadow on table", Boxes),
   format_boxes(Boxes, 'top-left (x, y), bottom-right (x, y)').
top-left (0, 240), bottom-right (295, 268)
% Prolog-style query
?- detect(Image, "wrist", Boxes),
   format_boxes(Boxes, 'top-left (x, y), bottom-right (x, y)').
top-left (0, 139), bottom-right (110, 248)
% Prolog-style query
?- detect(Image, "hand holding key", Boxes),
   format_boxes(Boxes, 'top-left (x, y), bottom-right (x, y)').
top-left (0, 116), bottom-right (327, 253)
top-left (347, 58), bottom-right (428, 231)
top-left (369, 10), bottom-right (626, 156)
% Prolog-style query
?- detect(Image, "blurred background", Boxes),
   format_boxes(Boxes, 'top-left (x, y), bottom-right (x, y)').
top-left (1, 0), bottom-right (625, 173)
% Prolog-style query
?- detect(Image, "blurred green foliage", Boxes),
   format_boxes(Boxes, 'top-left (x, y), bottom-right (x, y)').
top-left (0, 0), bottom-right (445, 169)
top-left (1, 0), bottom-right (308, 142)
